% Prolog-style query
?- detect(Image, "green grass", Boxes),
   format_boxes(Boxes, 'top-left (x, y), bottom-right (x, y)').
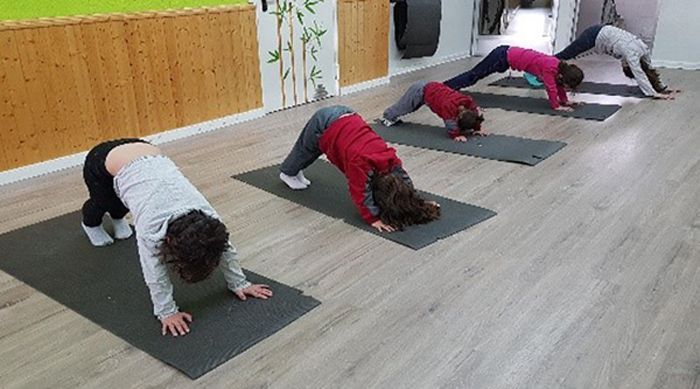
top-left (1, 0), bottom-right (250, 21)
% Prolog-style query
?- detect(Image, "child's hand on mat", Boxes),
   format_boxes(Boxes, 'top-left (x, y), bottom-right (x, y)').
top-left (453, 135), bottom-right (468, 142)
top-left (371, 220), bottom-right (396, 233)
top-left (161, 312), bottom-right (193, 337)
top-left (234, 284), bottom-right (273, 301)
top-left (653, 94), bottom-right (674, 100)
top-left (555, 106), bottom-right (574, 112)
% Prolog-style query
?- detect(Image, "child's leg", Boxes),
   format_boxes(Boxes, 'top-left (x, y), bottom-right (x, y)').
top-left (444, 45), bottom-right (510, 90)
top-left (280, 106), bottom-right (353, 189)
top-left (82, 199), bottom-right (114, 246)
top-left (382, 81), bottom-right (429, 123)
top-left (554, 24), bottom-right (602, 60)
top-left (81, 140), bottom-right (135, 246)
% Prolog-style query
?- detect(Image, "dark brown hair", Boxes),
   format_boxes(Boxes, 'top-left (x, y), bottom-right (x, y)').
top-left (371, 173), bottom-right (441, 230)
top-left (622, 60), bottom-right (667, 93)
top-left (457, 108), bottom-right (485, 135)
top-left (557, 62), bottom-right (584, 89)
top-left (160, 209), bottom-right (229, 283)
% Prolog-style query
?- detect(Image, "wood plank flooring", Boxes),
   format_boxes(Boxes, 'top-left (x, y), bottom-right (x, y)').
top-left (0, 55), bottom-right (698, 388)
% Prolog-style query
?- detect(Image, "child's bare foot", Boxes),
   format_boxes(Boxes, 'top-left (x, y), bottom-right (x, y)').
top-left (82, 223), bottom-right (114, 246)
top-left (112, 218), bottom-right (133, 240)
top-left (279, 172), bottom-right (308, 190)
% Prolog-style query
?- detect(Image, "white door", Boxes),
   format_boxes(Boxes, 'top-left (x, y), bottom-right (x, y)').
top-left (255, 0), bottom-right (338, 112)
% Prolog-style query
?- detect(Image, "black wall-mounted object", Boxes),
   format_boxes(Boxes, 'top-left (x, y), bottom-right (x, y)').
top-left (261, 0), bottom-right (268, 12)
top-left (392, 0), bottom-right (442, 59)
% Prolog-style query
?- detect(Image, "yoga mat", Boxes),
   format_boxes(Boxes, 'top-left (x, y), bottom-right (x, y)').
top-left (232, 161), bottom-right (496, 250)
top-left (0, 212), bottom-right (320, 379)
top-left (370, 122), bottom-right (566, 166)
top-left (467, 91), bottom-right (621, 121)
top-left (489, 76), bottom-right (646, 98)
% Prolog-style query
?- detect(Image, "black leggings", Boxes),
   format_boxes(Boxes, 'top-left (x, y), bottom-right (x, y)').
top-left (82, 138), bottom-right (149, 227)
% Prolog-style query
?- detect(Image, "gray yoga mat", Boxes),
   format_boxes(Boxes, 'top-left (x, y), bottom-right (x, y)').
top-left (370, 122), bottom-right (566, 166)
top-left (232, 161), bottom-right (496, 250)
top-left (467, 91), bottom-right (621, 121)
top-left (489, 76), bottom-right (646, 98)
top-left (0, 212), bottom-right (320, 379)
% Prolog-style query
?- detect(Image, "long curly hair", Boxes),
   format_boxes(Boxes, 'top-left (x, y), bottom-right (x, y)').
top-left (622, 60), bottom-right (667, 93)
top-left (371, 173), bottom-right (441, 230)
top-left (160, 209), bottom-right (229, 283)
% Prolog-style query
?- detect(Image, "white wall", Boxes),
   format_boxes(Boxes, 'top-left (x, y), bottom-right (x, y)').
top-left (551, 0), bottom-right (579, 53)
top-left (389, 0), bottom-right (475, 75)
top-left (652, 0), bottom-right (700, 69)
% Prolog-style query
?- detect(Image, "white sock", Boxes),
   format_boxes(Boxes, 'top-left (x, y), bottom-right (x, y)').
top-left (82, 223), bottom-right (114, 247)
top-left (296, 170), bottom-right (311, 186)
top-left (112, 218), bottom-right (133, 240)
top-left (279, 172), bottom-right (308, 190)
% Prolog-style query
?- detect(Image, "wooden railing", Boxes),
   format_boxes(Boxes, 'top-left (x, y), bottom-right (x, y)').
top-left (0, 5), bottom-right (262, 171)
top-left (337, 0), bottom-right (390, 87)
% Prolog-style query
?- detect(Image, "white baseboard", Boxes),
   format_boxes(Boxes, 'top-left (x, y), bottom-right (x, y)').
top-left (0, 108), bottom-right (266, 187)
top-left (339, 76), bottom-right (390, 95)
top-left (652, 60), bottom-right (700, 70)
top-left (389, 51), bottom-right (471, 76)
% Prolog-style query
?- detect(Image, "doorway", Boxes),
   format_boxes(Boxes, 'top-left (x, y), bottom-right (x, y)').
top-left (472, 0), bottom-right (556, 56)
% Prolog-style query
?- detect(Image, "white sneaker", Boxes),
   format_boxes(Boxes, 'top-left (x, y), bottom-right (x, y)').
top-left (377, 117), bottom-right (397, 127)
top-left (296, 170), bottom-right (311, 186)
top-left (280, 172), bottom-right (308, 190)
top-left (81, 223), bottom-right (114, 247)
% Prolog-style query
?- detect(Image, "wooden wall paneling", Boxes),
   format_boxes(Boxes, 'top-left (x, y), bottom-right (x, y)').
top-left (1, 30), bottom-right (40, 168)
top-left (241, 8), bottom-right (262, 112)
top-left (64, 24), bottom-right (101, 146)
top-left (338, 0), bottom-right (389, 88)
top-left (79, 22), bottom-right (116, 141)
top-left (0, 6), bottom-right (263, 172)
top-left (0, 32), bottom-right (17, 169)
top-left (206, 11), bottom-right (227, 117)
top-left (123, 18), bottom-right (155, 133)
top-left (8, 29), bottom-right (45, 166)
top-left (222, 10), bottom-right (242, 114)
top-left (162, 17), bottom-right (186, 128)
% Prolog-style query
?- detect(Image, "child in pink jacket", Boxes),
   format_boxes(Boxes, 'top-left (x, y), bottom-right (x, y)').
top-left (444, 45), bottom-right (584, 111)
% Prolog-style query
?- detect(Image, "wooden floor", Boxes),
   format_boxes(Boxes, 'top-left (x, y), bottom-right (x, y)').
top-left (1, 56), bottom-right (699, 389)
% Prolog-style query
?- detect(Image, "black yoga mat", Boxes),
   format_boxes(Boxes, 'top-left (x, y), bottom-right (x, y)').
top-left (467, 91), bottom-right (621, 121)
top-left (489, 76), bottom-right (646, 98)
top-left (370, 122), bottom-right (566, 166)
top-left (0, 212), bottom-right (320, 379)
top-left (232, 161), bottom-right (496, 250)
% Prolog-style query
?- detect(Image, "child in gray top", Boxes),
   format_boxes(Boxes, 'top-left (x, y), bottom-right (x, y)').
top-left (81, 139), bottom-right (272, 337)
top-left (555, 25), bottom-right (679, 99)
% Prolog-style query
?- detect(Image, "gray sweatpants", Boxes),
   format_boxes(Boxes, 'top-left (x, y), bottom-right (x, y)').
top-left (383, 81), bottom-right (429, 122)
top-left (280, 105), bottom-right (355, 175)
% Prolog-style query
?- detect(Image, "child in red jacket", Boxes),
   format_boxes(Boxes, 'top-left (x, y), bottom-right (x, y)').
top-left (444, 45), bottom-right (584, 111)
top-left (380, 81), bottom-right (486, 142)
top-left (279, 106), bottom-right (440, 232)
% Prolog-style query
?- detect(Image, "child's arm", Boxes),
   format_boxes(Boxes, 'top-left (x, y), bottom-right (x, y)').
top-left (136, 237), bottom-right (188, 336)
top-left (542, 72), bottom-right (565, 110)
top-left (625, 53), bottom-right (662, 98)
top-left (219, 244), bottom-right (273, 300)
top-left (346, 163), bottom-right (383, 228)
